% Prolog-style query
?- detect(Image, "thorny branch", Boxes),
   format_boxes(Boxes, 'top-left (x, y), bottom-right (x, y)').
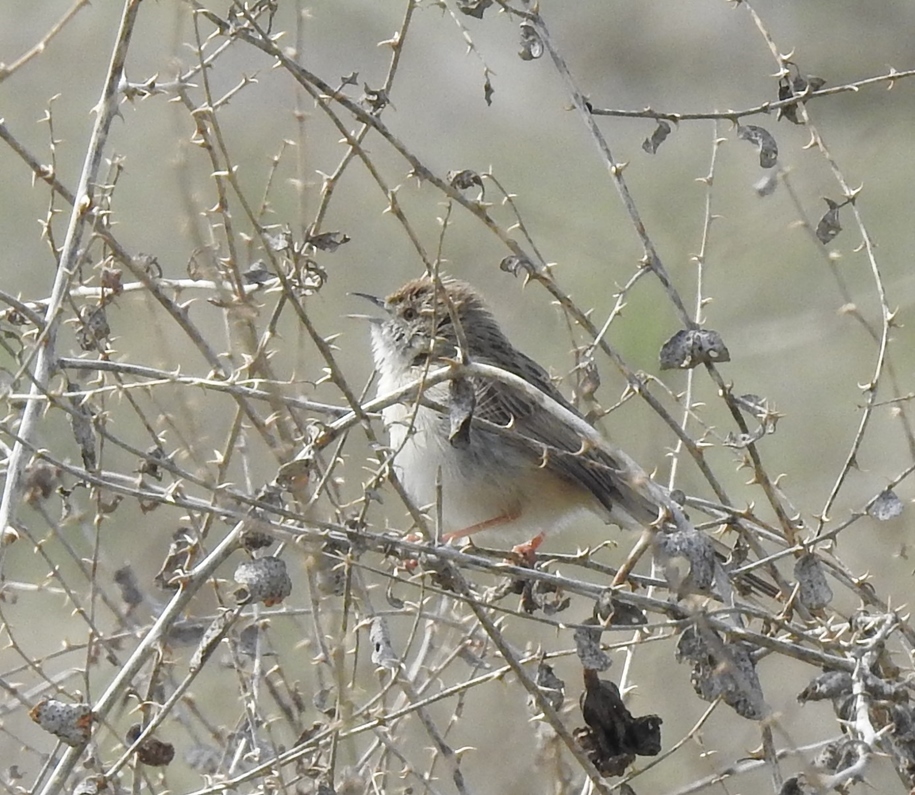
top-left (1, 2), bottom-right (914, 795)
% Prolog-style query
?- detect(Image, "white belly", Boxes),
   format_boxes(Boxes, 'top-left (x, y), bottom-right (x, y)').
top-left (381, 399), bottom-right (595, 543)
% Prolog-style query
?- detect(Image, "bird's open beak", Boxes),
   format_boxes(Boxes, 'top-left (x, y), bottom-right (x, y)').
top-left (350, 291), bottom-right (385, 309)
top-left (348, 291), bottom-right (386, 324)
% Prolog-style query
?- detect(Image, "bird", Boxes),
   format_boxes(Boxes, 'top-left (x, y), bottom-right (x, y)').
top-left (355, 275), bottom-right (662, 555)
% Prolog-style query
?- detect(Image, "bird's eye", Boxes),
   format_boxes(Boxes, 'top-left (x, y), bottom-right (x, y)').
top-left (402, 306), bottom-right (417, 321)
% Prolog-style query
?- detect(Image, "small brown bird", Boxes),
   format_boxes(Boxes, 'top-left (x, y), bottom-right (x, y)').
top-left (357, 276), bottom-right (660, 552)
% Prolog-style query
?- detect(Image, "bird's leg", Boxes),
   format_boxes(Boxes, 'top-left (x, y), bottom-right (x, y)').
top-left (431, 509), bottom-right (547, 567)
top-left (441, 508), bottom-right (523, 542)
top-left (510, 532), bottom-right (545, 566)
top-left (442, 510), bottom-right (545, 564)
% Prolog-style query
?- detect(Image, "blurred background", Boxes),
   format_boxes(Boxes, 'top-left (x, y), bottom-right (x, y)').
top-left (2, 1), bottom-right (915, 793)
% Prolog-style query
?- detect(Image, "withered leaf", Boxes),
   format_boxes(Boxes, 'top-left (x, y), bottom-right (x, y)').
top-left (233, 556), bottom-right (292, 607)
top-left (654, 527), bottom-right (718, 596)
top-left (155, 527), bottom-right (198, 591)
top-left (797, 670), bottom-right (852, 703)
top-left (595, 590), bottom-right (647, 627)
top-left (448, 169), bottom-right (483, 192)
top-left (816, 198), bottom-right (842, 244)
top-left (575, 668), bottom-right (662, 778)
top-left (518, 22), bottom-right (543, 60)
top-left (676, 625), bottom-right (766, 720)
top-left (189, 610), bottom-right (237, 673)
top-left (534, 658), bottom-right (565, 711)
top-left (361, 84), bottom-right (389, 114)
top-left (499, 254), bottom-right (536, 278)
top-left (738, 124), bottom-right (778, 168)
top-left (778, 776), bottom-right (815, 795)
top-left (76, 305), bottom-right (110, 351)
top-left (306, 231), bottom-right (350, 252)
top-left (114, 565), bottom-right (144, 609)
top-left (456, 0), bottom-right (493, 18)
top-left (868, 488), bottom-right (903, 521)
top-left (67, 384), bottom-right (97, 471)
top-left (138, 444), bottom-right (167, 481)
top-left (794, 553), bottom-right (833, 610)
top-left (24, 461), bottom-right (60, 505)
top-left (642, 120), bottom-right (672, 155)
top-left (370, 616), bottom-right (399, 670)
top-left (30, 699), bottom-right (96, 747)
top-left (242, 261), bottom-right (272, 285)
top-left (483, 73), bottom-right (494, 106)
top-left (127, 724), bottom-right (176, 767)
top-left (578, 357), bottom-right (601, 399)
top-left (574, 620), bottom-right (612, 671)
top-left (778, 74), bottom-right (826, 124)
top-left (659, 328), bottom-right (730, 370)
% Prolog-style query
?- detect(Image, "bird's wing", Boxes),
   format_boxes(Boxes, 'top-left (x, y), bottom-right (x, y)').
top-left (469, 349), bottom-right (659, 525)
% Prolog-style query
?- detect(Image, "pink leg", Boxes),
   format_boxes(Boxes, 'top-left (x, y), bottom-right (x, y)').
top-left (442, 508), bottom-right (522, 542)
top-left (437, 509), bottom-right (544, 564)
top-left (511, 532), bottom-right (545, 565)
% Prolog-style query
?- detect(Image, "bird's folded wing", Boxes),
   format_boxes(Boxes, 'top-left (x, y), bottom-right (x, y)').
top-left (470, 350), bottom-right (660, 525)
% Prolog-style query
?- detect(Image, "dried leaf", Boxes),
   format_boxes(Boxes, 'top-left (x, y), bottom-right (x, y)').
top-left (240, 485), bottom-right (282, 551)
top-left (361, 84), bottom-right (389, 114)
top-left (797, 670), bottom-right (852, 703)
top-left (76, 305), bottom-right (110, 351)
top-left (456, 0), bottom-right (493, 18)
top-left (738, 124), bottom-right (778, 168)
top-left (521, 576), bottom-right (571, 615)
top-left (276, 454), bottom-right (314, 492)
top-left (868, 488), bottom-right (903, 521)
top-left (794, 553), bottom-right (833, 609)
top-left (166, 620), bottom-right (206, 646)
top-left (29, 699), bottom-right (96, 747)
top-left (574, 620), bottom-right (612, 671)
top-left (595, 590), bottom-right (646, 627)
top-left (233, 556), bottom-right (292, 606)
top-left (315, 548), bottom-right (347, 597)
top-left (483, 73), bottom-right (494, 106)
top-left (114, 565), bottom-right (144, 610)
top-left (813, 739), bottom-right (860, 773)
top-left (306, 230), bottom-right (350, 252)
top-left (67, 385), bottom-right (97, 471)
top-left (127, 724), bottom-right (176, 767)
top-left (518, 22), bottom-right (543, 60)
top-left (676, 626), bottom-right (766, 720)
top-left (73, 776), bottom-right (108, 795)
top-left (778, 776), bottom-right (816, 795)
top-left (654, 527), bottom-right (718, 596)
top-left (369, 616), bottom-right (399, 669)
top-left (578, 357), bottom-right (601, 399)
top-left (100, 266), bottom-right (123, 295)
top-left (575, 669), bottom-right (662, 778)
top-left (137, 444), bottom-right (167, 481)
top-left (24, 461), bottom-right (60, 505)
top-left (189, 610), bottom-right (237, 674)
top-left (816, 198), bottom-right (842, 244)
top-left (448, 169), bottom-right (484, 195)
top-left (642, 120), bottom-right (672, 154)
top-left (155, 527), bottom-right (198, 591)
top-left (499, 254), bottom-right (536, 278)
top-left (533, 658), bottom-right (565, 711)
top-left (242, 261), bottom-right (272, 285)
top-left (778, 74), bottom-right (826, 124)
top-left (659, 328), bottom-right (730, 370)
